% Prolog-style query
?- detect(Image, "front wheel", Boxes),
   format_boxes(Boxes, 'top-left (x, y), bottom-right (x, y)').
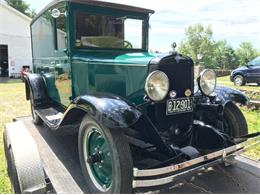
top-left (233, 75), bottom-right (245, 86)
top-left (78, 115), bottom-right (133, 193)
top-left (223, 103), bottom-right (248, 137)
top-left (222, 103), bottom-right (248, 166)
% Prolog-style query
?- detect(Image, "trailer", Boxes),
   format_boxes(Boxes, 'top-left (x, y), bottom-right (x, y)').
top-left (3, 116), bottom-right (260, 194)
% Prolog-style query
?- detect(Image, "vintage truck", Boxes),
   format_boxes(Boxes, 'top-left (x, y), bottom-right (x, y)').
top-left (4, 0), bottom-right (259, 193)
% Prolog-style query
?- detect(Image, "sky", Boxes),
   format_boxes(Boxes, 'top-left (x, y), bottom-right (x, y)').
top-left (25, 0), bottom-right (260, 52)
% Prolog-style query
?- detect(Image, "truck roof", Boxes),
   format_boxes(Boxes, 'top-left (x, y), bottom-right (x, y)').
top-left (31, 0), bottom-right (155, 24)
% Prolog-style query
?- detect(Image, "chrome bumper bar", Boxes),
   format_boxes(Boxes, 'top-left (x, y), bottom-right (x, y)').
top-left (133, 135), bottom-right (260, 188)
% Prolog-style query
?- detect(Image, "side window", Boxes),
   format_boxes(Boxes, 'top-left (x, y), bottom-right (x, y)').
top-left (55, 7), bottom-right (67, 50)
top-left (124, 19), bottom-right (142, 49)
top-left (249, 57), bottom-right (260, 66)
top-left (31, 9), bottom-right (55, 58)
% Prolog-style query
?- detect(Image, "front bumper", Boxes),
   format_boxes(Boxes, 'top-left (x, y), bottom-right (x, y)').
top-left (132, 134), bottom-right (260, 188)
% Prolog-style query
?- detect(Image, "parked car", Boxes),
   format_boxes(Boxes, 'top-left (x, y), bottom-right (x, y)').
top-left (17, 0), bottom-right (258, 193)
top-left (230, 56), bottom-right (260, 86)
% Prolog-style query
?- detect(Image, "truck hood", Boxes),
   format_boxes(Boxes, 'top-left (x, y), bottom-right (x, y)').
top-left (73, 52), bottom-right (158, 65)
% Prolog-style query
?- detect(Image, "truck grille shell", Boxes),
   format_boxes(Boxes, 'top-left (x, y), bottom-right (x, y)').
top-left (147, 54), bottom-right (194, 145)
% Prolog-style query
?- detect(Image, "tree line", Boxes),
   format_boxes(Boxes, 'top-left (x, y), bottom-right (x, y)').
top-left (177, 24), bottom-right (260, 69)
top-left (5, 0), bottom-right (36, 18)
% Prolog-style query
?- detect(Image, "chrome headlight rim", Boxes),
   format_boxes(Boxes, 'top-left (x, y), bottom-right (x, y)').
top-left (145, 70), bottom-right (170, 102)
top-left (194, 78), bottom-right (199, 94)
top-left (198, 69), bottom-right (216, 96)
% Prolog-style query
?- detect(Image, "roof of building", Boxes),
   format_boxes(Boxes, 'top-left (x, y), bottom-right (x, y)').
top-left (0, 0), bottom-right (31, 22)
top-left (32, 0), bottom-right (154, 24)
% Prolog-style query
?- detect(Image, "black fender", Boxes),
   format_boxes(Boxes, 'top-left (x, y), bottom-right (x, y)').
top-left (194, 86), bottom-right (248, 130)
top-left (64, 93), bottom-right (142, 129)
top-left (213, 86), bottom-right (249, 106)
top-left (24, 74), bottom-right (49, 106)
top-left (59, 94), bottom-right (173, 155)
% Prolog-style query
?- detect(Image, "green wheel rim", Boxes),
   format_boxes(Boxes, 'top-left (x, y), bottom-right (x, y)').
top-left (84, 126), bottom-right (113, 192)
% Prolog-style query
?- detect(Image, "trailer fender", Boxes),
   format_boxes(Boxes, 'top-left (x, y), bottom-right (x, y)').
top-left (214, 86), bottom-right (249, 106)
top-left (3, 121), bottom-right (46, 193)
top-left (24, 74), bottom-right (49, 105)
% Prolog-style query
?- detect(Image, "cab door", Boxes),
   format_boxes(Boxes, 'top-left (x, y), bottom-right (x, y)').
top-left (52, 6), bottom-right (72, 106)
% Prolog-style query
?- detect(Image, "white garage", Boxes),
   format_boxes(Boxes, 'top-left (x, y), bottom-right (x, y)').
top-left (0, 0), bottom-right (32, 77)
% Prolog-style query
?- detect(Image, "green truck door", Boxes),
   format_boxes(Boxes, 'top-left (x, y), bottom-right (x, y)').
top-left (53, 6), bottom-right (72, 106)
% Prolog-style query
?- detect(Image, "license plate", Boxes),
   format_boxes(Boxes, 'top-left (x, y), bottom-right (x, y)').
top-left (166, 97), bottom-right (193, 115)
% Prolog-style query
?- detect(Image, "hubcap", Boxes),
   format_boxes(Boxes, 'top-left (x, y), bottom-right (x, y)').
top-left (83, 126), bottom-right (112, 192)
top-left (234, 76), bottom-right (243, 85)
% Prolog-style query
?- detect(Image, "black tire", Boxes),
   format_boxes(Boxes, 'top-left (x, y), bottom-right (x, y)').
top-left (30, 90), bottom-right (43, 125)
top-left (223, 103), bottom-right (248, 137)
top-left (78, 115), bottom-right (133, 193)
top-left (3, 134), bottom-right (21, 194)
top-left (233, 74), bottom-right (245, 86)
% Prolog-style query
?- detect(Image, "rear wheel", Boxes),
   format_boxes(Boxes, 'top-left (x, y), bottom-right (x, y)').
top-left (234, 75), bottom-right (245, 86)
top-left (78, 115), bottom-right (133, 193)
top-left (30, 90), bottom-right (43, 125)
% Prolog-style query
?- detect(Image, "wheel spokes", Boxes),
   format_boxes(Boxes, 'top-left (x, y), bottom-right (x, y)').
top-left (85, 127), bottom-right (113, 190)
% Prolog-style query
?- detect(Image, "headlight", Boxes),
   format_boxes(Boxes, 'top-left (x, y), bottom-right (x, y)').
top-left (145, 71), bottom-right (169, 101)
top-left (198, 69), bottom-right (216, 96)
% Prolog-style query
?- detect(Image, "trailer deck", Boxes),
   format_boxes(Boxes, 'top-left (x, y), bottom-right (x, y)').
top-left (5, 116), bottom-right (260, 193)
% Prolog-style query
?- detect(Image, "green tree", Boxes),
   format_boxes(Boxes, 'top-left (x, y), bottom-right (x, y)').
top-left (235, 42), bottom-right (258, 67)
top-left (178, 24), bottom-right (215, 68)
top-left (5, 0), bottom-right (36, 18)
top-left (213, 40), bottom-right (237, 69)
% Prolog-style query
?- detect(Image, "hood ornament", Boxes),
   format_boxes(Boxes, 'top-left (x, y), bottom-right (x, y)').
top-left (171, 42), bottom-right (178, 55)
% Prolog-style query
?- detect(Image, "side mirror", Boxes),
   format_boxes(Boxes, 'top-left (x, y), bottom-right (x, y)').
top-left (51, 8), bottom-right (66, 18)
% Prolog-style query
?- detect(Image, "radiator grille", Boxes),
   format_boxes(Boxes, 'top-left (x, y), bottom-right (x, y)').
top-left (147, 54), bottom-right (194, 144)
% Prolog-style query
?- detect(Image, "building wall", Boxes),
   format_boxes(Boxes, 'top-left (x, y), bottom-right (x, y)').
top-left (0, 2), bottom-right (32, 77)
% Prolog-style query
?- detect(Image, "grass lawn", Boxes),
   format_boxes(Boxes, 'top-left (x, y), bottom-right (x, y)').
top-left (0, 77), bottom-right (259, 193)
top-left (218, 76), bottom-right (260, 91)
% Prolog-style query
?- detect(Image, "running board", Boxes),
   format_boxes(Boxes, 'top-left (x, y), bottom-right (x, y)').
top-left (35, 107), bottom-right (64, 127)
top-left (132, 134), bottom-right (260, 188)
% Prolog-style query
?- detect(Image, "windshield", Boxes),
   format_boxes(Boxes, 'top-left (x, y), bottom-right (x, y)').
top-left (74, 11), bottom-right (144, 50)
top-left (249, 57), bottom-right (260, 66)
